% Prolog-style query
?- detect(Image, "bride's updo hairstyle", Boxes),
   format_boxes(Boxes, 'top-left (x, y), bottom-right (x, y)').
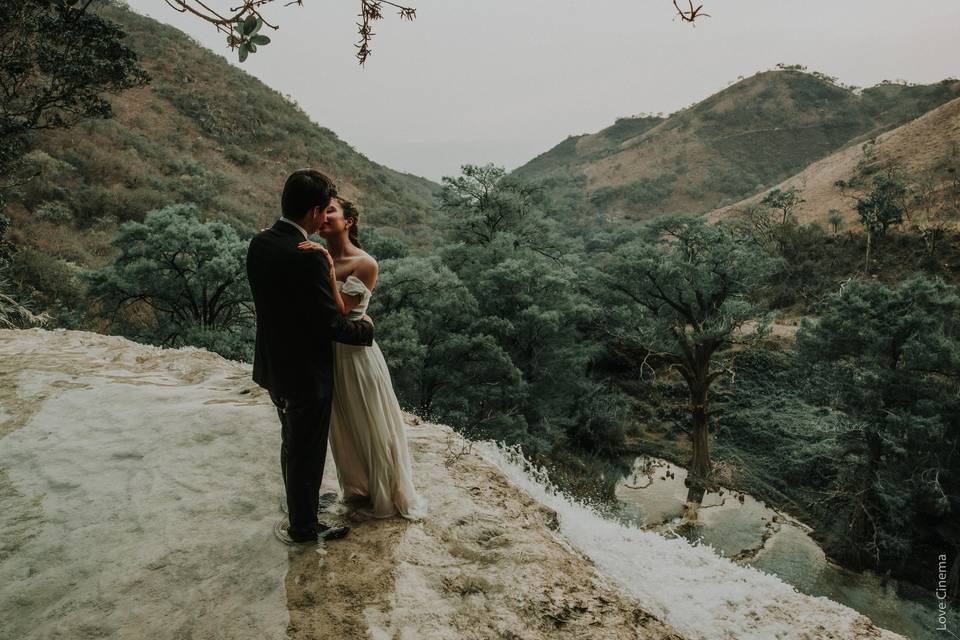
top-left (338, 197), bottom-right (362, 248)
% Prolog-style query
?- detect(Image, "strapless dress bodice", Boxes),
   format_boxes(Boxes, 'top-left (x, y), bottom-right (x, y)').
top-left (336, 274), bottom-right (372, 321)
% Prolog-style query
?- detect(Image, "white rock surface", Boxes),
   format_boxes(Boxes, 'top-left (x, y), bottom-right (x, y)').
top-left (0, 329), bottom-right (681, 640)
top-left (478, 444), bottom-right (907, 640)
top-left (0, 329), bottom-right (904, 639)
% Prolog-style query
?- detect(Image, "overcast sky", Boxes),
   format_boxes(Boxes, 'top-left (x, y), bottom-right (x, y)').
top-left (125, 1), bottom-right (960, 182)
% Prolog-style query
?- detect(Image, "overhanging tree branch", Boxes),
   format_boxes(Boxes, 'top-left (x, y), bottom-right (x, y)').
top-left (165, 0), bottom-right (710, 65)
top-left (164, 0), bottom-right (416, 64)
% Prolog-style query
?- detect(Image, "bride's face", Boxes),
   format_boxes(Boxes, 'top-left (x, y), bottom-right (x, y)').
top-left (318, 199), bottom-right (351, 237)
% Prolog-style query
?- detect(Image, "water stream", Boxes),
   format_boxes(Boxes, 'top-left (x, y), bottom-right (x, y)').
top-left (614, 455), bottom-right (956, 640)
top-left (476, 441), bottom-right (947, 640)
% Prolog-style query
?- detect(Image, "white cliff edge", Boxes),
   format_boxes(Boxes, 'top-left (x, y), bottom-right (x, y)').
top-left (0, 329), bottom-right (903, 639)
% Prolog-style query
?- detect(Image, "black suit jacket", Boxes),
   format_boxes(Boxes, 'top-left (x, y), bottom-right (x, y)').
top-left (246, 219), bottom-right (374, 398)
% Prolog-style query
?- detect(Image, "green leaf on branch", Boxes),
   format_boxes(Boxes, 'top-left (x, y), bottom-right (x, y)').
top-left (241, 15), bottom-right (258, 36)
top-left (251, 35), bottom-right (271, 46)
top-left (238, 43), bottom-right (249, 62)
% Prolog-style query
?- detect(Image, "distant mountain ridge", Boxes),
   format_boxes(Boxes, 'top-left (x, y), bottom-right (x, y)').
top-left (514, 69), bottom-right (960, 220)
top-left (707, 95), bottom-right (960, 227)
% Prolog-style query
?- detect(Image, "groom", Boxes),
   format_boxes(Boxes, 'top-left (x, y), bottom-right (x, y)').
top-left (246, 169), bottom-right (374, 544)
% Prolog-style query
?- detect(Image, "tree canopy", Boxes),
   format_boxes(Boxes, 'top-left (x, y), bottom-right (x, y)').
top-left (0, 0), bottom-right (148, 177)
top-left (602, 214), bottom-right (782, 499)
top-left (796, 275), bottom-right (960, 570)
top-left (85, 204), bottom-right (254, 360)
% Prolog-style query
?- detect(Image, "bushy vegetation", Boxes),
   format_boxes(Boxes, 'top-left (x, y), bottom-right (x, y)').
top-left (366, 165), bottom-right (630, 497)
top-left (597, 214), bottom-right (782, 499)
top-left (0, 0), bottom-right (148, 326)
top-left (601, 116), bottom-right (663, 144)
top-left (796, 276), bottom-right (960, 573)
top-left (627, 168), bottom-right (959, 593)
top-left (84, 204), bottom-right (254, 360)
top-left (700, 273), bottom-right (960, 593)
top-left (0, 0), bottom-right (148, 178)
top-left (0, 214), bottom-right (49, 328)
top-left (589, 174), bottom-right (678, 212)
top-left (1, 3), bottom-right (439, 319)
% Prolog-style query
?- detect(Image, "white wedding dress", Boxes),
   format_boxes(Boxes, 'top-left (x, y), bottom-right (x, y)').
top-left (328, 274), bottom-right (427, 520)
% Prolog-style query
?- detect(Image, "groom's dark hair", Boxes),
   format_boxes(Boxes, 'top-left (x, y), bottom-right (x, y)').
top-left (281, 169), bottom-right (338, 221)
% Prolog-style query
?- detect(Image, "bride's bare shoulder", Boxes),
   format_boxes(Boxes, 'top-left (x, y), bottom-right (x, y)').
top-left (356, 248), bottom-right (378, 267)
top-left (352, 252), bottom-right (379, 289)
top-left (351, 250), bottom-right (377, 271)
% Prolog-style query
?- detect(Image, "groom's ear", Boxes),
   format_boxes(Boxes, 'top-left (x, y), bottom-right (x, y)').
top-left (304, 206), bottom-right (319, 227)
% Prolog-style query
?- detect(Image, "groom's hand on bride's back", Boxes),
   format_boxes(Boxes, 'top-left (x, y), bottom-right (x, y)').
top-left (361, 314), bottom-right (374, 327)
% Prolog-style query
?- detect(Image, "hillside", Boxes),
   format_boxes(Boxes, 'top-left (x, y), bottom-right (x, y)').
top-left (3, 4), bottom-right (439, 278)
top-left (0, 328), bottom-right (908, 639)
top-left (514, 69), bottom-right (960, 220)
top-left (707, 95), bottom-right (960, 227)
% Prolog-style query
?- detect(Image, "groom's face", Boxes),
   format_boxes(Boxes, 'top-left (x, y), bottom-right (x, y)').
top-left (305, 200), bottom-right (336, 234)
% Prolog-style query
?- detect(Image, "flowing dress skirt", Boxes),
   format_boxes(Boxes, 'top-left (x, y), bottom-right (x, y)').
top-left (329, 340), bottom-right (427, 520)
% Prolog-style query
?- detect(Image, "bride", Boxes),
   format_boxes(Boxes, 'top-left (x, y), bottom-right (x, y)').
top-left (297, 197), bottom-right (427, 521)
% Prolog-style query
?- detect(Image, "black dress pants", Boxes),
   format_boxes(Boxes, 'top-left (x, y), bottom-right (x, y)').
top-left (269, 389), bottom-right (333, 541)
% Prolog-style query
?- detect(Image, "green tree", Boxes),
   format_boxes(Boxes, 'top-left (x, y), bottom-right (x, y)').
top-left (360, 227), bottom-right (409, 261)
top-left (466, 253), bottom-right (608, 447)
top-left (827, 208), bottom-right (844, 234)
top-left (370, 164), bottom-right (627, 461)
top-left (731, 207), bottom-right (839, 309)
top-left (368, 255), bottom-right (527, 440)
top-left (0, 213), bottom-right (48, 328)
top-left (438, 165), bottom-right (620, 455)
top-left (0, 0), bottom-right (148, 177)
top-left (836, 173), bottom-right (907, 275)
top-left (796, 275), bottom-right (960, 573)
top-left (0, 0), bottom-right (148, 320)
top-left (760, 186), bottom-right (805, 224)
top-left (438, 163), bottom-right (570, 260)
top-left (85, 204), bottom-right (253, 360)
top-left (603, 214), bottom-right (782, 503)
top-left (856, 173), bottom-right (907, 233)
top-left (0, 214), bottom-right (13, 270)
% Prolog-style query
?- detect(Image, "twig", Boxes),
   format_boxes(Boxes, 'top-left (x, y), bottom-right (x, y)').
top-left (164, 0), bottom-right (417, 65)
top-left (673, 0), bottom-right (710, 23)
